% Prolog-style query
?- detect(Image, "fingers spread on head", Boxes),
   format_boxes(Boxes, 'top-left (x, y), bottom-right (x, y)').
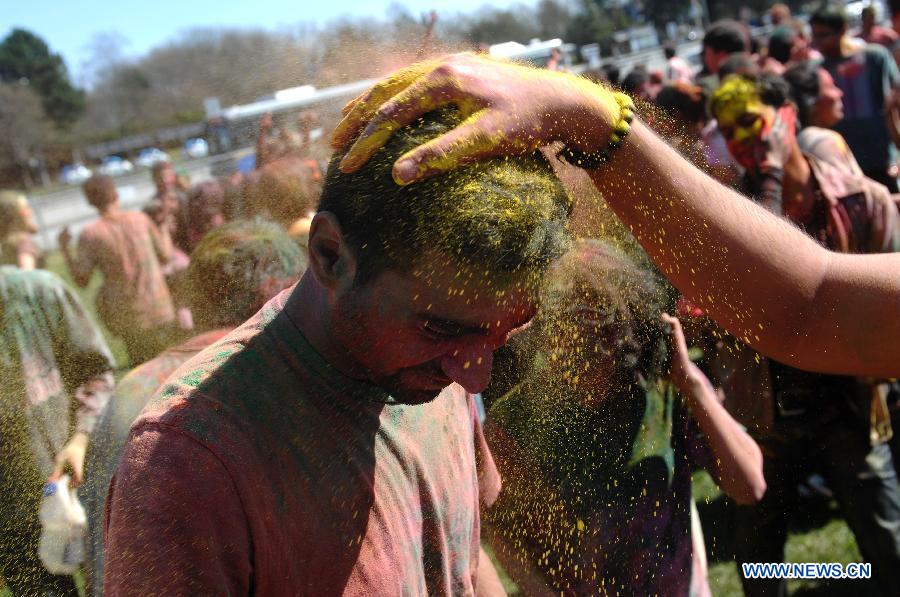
top-left (339, 71), bottom-right (463, 173)
top-left (341, 93), bottom-right (364, 117)
top-left (331, 59), bottom-right (442, 150)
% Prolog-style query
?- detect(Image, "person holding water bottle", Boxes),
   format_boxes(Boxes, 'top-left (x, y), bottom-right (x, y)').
top-left (0, 266), bottom-right (114, 595)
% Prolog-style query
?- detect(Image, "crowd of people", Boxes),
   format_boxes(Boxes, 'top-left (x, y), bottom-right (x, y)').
top-left (1, 2), bottom-right (900, 596)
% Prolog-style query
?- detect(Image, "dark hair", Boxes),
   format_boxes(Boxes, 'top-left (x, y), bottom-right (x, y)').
top-left (810, 6), bottom-right (848, 33)
top-left (654, 83), bottom-right (709, 125)
top-left (711, 73), bottom-right (792, 122)
top-left (318, 109), bottom-right (573, 285)
top-left (602, 63), bottom-right (621, 87)
top-left (186, 219), bottom-right (306, 328)
top-left (82, 175), bottom-right (118, 210)
top-left (783, 60), bottom-right (821, 128)
top-left (621, 69), bottom-right (649, 95)
top-left (718, 53), bottom-right (759, 79)
top-left (703, 19), bottom-right (750, 54)
top-left (663, 43), bottom-right (676, 59)
top-left (767, 26), bottom-right (796, 64)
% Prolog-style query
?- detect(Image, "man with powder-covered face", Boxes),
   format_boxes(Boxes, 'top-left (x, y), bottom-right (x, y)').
top-left (104, 109), bottom-right (571, 595)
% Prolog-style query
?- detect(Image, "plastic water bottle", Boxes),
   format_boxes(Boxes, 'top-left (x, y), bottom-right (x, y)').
top-left (38, 474), bottom-right (86, 575)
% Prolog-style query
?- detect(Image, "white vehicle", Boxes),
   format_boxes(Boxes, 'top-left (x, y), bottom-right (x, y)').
top-left (183, 138), bottom-right (209, 159)
top-left (59, 164), bottom-right (92, 185)
top-left (136, 147), bottom-right (169, 169)
top-left (488, 38), bottom-right (577, 69)
top-left (97, 156), bottom-right (134, 177)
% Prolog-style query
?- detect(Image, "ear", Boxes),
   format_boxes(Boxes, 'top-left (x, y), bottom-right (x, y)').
top-left (307, 211), bottom-right (358, 294)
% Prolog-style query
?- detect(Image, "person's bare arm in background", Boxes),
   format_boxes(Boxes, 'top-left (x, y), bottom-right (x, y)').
top-left (334, 54), bottom-right (900, 378)
top-left (57, 226), bottom-right (95, 288)
top-left (663, 314), bottom-right (766, 505)
top-left (256, 112), bottom-right (274, 168)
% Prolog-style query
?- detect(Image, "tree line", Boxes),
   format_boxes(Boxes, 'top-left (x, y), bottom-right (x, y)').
top-left (0, 0), bottom-right (795, 188)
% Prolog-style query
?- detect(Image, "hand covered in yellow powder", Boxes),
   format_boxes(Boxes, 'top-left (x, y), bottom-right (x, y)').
top-left (332, 53), bottom-right (623, 185)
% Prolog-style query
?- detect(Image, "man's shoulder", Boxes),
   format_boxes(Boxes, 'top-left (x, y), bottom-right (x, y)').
top-left (134, 312), bottom-right (285, 435)
top-left (121, 210), bottom-right (153, 227)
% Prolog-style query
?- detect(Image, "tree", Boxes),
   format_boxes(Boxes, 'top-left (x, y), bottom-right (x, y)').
top-left (537, 0), bottom-right (574, 40)
top-left (0, 28), bottom-right (85, 128)
top-left (0, 84), bottom-right (52, 187)
top-left (455, 6), bottom-right (542, 45)
top-left (566, 0), bottom-right (633, 49)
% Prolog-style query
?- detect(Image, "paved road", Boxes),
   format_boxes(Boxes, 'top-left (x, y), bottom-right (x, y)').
top-left (29, 149), bottom-right (251, 251)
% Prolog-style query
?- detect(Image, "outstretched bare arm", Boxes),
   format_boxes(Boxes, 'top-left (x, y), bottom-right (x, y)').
top-left (335, 54), bottom-right (900, 377)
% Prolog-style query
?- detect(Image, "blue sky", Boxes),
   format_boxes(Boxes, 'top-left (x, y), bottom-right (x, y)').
top-left (6, 0), bottom-right (526, 81)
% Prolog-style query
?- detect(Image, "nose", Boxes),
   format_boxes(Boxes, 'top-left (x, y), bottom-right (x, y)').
top-left (440, 345), bottom-right (494, 394)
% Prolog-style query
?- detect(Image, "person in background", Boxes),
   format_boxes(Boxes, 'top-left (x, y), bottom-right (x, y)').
top-left (782, 60), bottom-right (862, 176)
top-left (602, 63), bottom-right (621, 88)
top-left (146, 161), bottom-right (189, 252)
top-left (184, 180), bottom-right (226, 252)
top-left (82, 219), bottom-right (307, 596)
top-left (665, 43), bottom-right (695, 84)
top-left (711, 72), bottom-right (900, 252)
top-left (762, 28), bottom-right (792, 74)
top-left (697, 19), bottom-right (751, 92)
top-left (663, 42), bottom-right (694, 84)
top-left (811, 6), bottom-right (900, 191)
top-left (765, 25), bottom-right (821, 72)
top-left (855, 5), bottom-right (899, 49)
top-left (0, 266), bottom-right (114, 596)
top-left (546, 47), bottom-right (563, 72)
top-left (146, 161), bottom-right (193, 329)
top-left (0, 190), bottom-right (43, 270)
top-left (484, 239), bottom-right (764, 596)
top-left (768, 3), bottom-right (791, 27)
top-left (244, 161), bottom-right (321, 232)
top-left (58, 175), bottom-right (177, 365)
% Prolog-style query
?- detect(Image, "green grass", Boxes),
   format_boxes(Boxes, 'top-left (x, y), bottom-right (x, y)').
top-left (695, 471), bottom-right (875, 597)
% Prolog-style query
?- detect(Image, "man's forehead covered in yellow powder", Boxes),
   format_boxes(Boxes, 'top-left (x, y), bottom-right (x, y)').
top-left (712, 76), bottom-right (771, 142)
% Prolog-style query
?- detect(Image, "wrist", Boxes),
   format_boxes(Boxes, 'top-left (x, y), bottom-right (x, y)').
top-left (68, 432), bottom-right (89, 447)
top-left (556, 81), bottom-right (635, 168)
top-left (550, 73), bottom-right (621, 153)
top-left (675, 366), bottom-right (705, 395)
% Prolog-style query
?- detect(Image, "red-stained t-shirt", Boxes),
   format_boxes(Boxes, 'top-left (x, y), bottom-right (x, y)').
top-left (74, 211), bottom-right (174, 335)
top-left (104, 288), bottom-right (499, 596)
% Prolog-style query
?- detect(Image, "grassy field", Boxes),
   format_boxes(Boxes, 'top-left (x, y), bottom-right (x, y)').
top-left (16, 255), bottom-right (875, 597)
